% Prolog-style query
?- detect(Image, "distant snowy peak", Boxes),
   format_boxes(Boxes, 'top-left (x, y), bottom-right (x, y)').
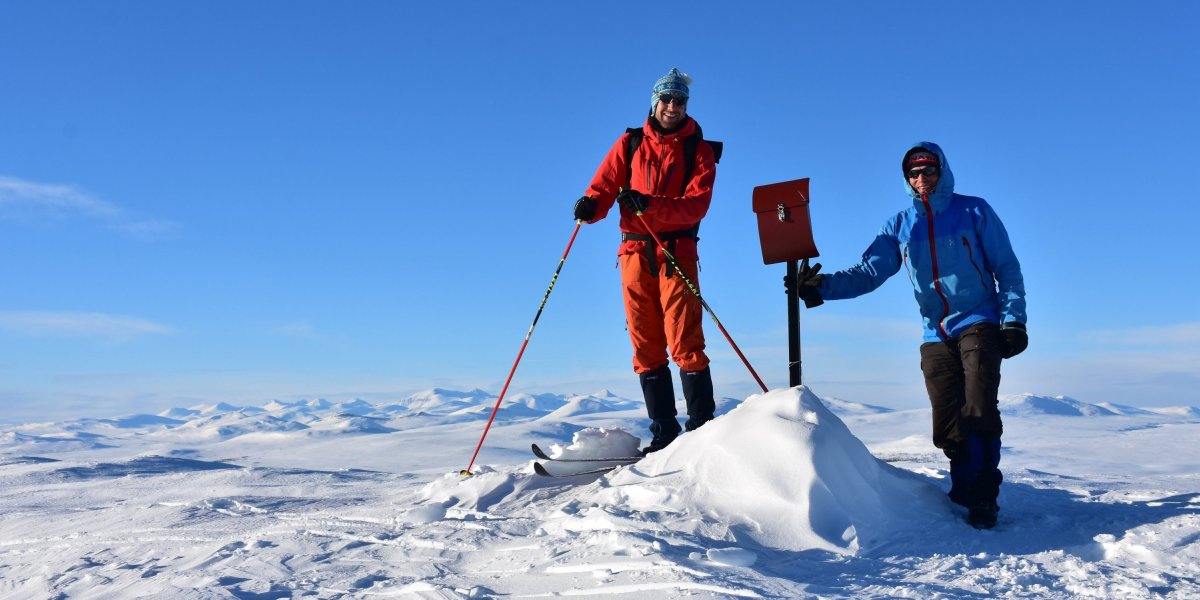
top-left (159, 412), bottom-right (310, 440)
top-left (186, 401), bottom-right (248, 415)
top-left (0, 431), bottom-right (114, 453)
top-left (7, 389), bottom-right (654, 446)
top-left (1094, 402), bottom-right (1159, 416)
top-left (262, 398), bottom-right (374, 419)
top-left (818, 396), bottom-right (894, 416)
top-left (539, 394), bottom-right (640, 420)
top-left (307, 413), bottom-right (396, 435)
top-left (997, 394), bottom-right (1199, 420)
top-left (1000, 394), bottom-right (1117, 416)
top-left (410, 387), bottom-right (493, 402)
top-left (1146, 405), bottom-right (1200, 419)
top-left (159, 407), bottom-right (201, 419)
top-left (505, 392), bottom-right (571, 412)
top-left (388, 388), bottom-right (495, 413)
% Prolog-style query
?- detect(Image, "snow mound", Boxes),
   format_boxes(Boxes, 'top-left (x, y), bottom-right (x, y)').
top-left (542, 427), bottom-right (641, 459)
top-left (421, 465), bottom-right (549, 513)
top-left (533, 428), bottom-right (641, 476)
top-left (1000, 393), bottom-right (1117, 416)
top-left (600, 387), bottom-right (945, 554)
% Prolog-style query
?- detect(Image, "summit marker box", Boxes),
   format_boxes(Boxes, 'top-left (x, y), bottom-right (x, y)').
top-left (752, 177), bottom-right (819, 264)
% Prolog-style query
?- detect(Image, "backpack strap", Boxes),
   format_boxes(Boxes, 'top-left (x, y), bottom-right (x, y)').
top-left (624, 127), bottom-right (644, 189)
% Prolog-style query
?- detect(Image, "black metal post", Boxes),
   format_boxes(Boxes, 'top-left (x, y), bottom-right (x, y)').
top-left (786, 259), bottom-right (801, 386)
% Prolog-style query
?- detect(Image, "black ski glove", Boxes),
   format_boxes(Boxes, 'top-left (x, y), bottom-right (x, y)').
top-left (784, 260), bottom-right (825, 308)
top-left (616, 189), bottom-right (651, 213)
top-left (573, 196), bottom-right (597, 222)
top-left (1000, 323), bottom-right (1028, 358)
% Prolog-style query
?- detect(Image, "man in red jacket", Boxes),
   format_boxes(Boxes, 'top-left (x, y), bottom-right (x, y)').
top-left (572, 67), bottom-right (719, 454)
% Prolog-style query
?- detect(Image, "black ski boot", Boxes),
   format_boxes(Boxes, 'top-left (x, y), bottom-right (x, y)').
top-left (643, 418), bottom-right (682, 454)
top-left (639, 365), bottom-right (680, 454)
top-left (681, 366), bottom-right (715, 432)
top-left (968, 500), bottom-right (999, 529)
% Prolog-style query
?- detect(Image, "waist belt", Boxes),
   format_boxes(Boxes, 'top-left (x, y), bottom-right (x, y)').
top-left (621, 225), bottom-right (700, 277)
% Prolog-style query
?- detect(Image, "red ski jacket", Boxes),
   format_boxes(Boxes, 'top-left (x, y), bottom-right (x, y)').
top-left (584, 116), bottom-right (717, 260)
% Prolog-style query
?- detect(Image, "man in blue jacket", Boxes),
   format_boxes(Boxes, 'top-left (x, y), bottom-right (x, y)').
top-left (790, 142), bottom-right (1027, 529)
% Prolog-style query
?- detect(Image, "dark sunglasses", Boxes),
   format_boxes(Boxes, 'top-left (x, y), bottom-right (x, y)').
top-left (906, 165), bottom-right (940, 179)
top-left (658, 94), bottom-right (688, 106)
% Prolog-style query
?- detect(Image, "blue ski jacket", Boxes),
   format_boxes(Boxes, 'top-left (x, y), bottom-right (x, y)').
top-left (817, 142), bottom-right (1027, 342)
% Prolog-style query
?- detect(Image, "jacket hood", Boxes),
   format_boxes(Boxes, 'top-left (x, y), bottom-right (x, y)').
top-left (903, 141), bottom-right (956, 212)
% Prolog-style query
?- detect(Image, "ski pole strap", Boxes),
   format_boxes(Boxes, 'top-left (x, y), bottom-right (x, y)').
top-left (621, 225), bottom-right (700, 277)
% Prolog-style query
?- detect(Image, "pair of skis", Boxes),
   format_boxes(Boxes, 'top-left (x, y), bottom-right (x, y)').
top-left (530, 443), bottom-right (641, 477)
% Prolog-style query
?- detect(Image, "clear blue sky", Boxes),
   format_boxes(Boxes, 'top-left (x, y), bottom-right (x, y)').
top-left (2, 1), bottom-right (1197, 421)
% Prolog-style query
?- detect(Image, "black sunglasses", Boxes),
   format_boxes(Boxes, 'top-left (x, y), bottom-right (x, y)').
top-left (658, 94), bottom-right (688, 106)
top-left (906, 165), bottom-right (940, 179)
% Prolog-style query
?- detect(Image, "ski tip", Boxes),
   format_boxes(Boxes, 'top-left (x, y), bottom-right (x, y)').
top-left (533, 462), bottom-right (552, 477)
top-left (530, 443), bottom-right (552, 460)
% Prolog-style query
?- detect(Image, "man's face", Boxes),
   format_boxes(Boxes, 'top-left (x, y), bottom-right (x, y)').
top-left (906, 165), bottom-right (940, 195)
top-left (653, 94), bottom-right (687, 129)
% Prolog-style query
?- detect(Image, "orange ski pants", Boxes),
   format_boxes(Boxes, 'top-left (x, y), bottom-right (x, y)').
top-left (619, 253), bottom-right (709, 374)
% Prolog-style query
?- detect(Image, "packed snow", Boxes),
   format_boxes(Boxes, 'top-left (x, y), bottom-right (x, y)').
top-left (1, 386), bottom-right (1198, 598)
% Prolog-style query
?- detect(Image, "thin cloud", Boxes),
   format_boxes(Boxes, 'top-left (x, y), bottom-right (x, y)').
top-left (0, 311), bottom-right (175, 342)
top-left (273, 321), bottom-right (320, 339)
top-left (0, 175), bottom-right (178, 240)
top-left (1082, 321), bottom-right (1200, 346)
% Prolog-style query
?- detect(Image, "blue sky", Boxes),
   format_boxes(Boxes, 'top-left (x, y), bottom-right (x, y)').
top-left (2, 1), bottom-right (1197, 421)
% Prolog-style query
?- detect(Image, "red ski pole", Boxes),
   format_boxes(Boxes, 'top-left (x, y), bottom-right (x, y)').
top-left (460, 221), bottom-right (583, 476)
top-left (631, 208), bottom-right (769, 393)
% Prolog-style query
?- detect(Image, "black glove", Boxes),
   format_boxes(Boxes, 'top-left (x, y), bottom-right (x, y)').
top-left (1000, 323), bottom-right (1028, 358)
top-left (573, 196), bottom-right (597, 222)
top-left (784, 260), bottom-right (825, 308)
top-left (616, 189), bottom-right (651, 213)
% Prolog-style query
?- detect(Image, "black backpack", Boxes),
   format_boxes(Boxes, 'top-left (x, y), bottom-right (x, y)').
top-left (623, 126), bottom-right (723, 191)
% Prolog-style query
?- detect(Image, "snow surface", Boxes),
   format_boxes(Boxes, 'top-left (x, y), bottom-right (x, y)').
top-left (1, 386), bottom-right (1198, 598)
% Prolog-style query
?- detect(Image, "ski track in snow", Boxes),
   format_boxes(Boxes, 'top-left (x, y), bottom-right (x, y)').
top-left (0, 388), bottom-right (1197, 598)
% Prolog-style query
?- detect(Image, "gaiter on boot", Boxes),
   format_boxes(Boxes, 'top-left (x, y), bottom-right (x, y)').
top-left (965, 434), bottom-right (1003, 505)
top-left (944, 441), bottom-right (971, 507)
top-left (680, 366), bottom-right (715, 431)
top-left (640, 365), bottom-right (680, 453)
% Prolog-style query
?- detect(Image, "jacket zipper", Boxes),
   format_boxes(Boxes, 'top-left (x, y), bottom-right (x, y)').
top-left (921, 194), bottom-right (952, 339)
top-left (962, 236), bottom-right (990, 288)
top-left (903, 247), bottom-right (917, 288)
top-left (658, 133), bottom-right (674, 195)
